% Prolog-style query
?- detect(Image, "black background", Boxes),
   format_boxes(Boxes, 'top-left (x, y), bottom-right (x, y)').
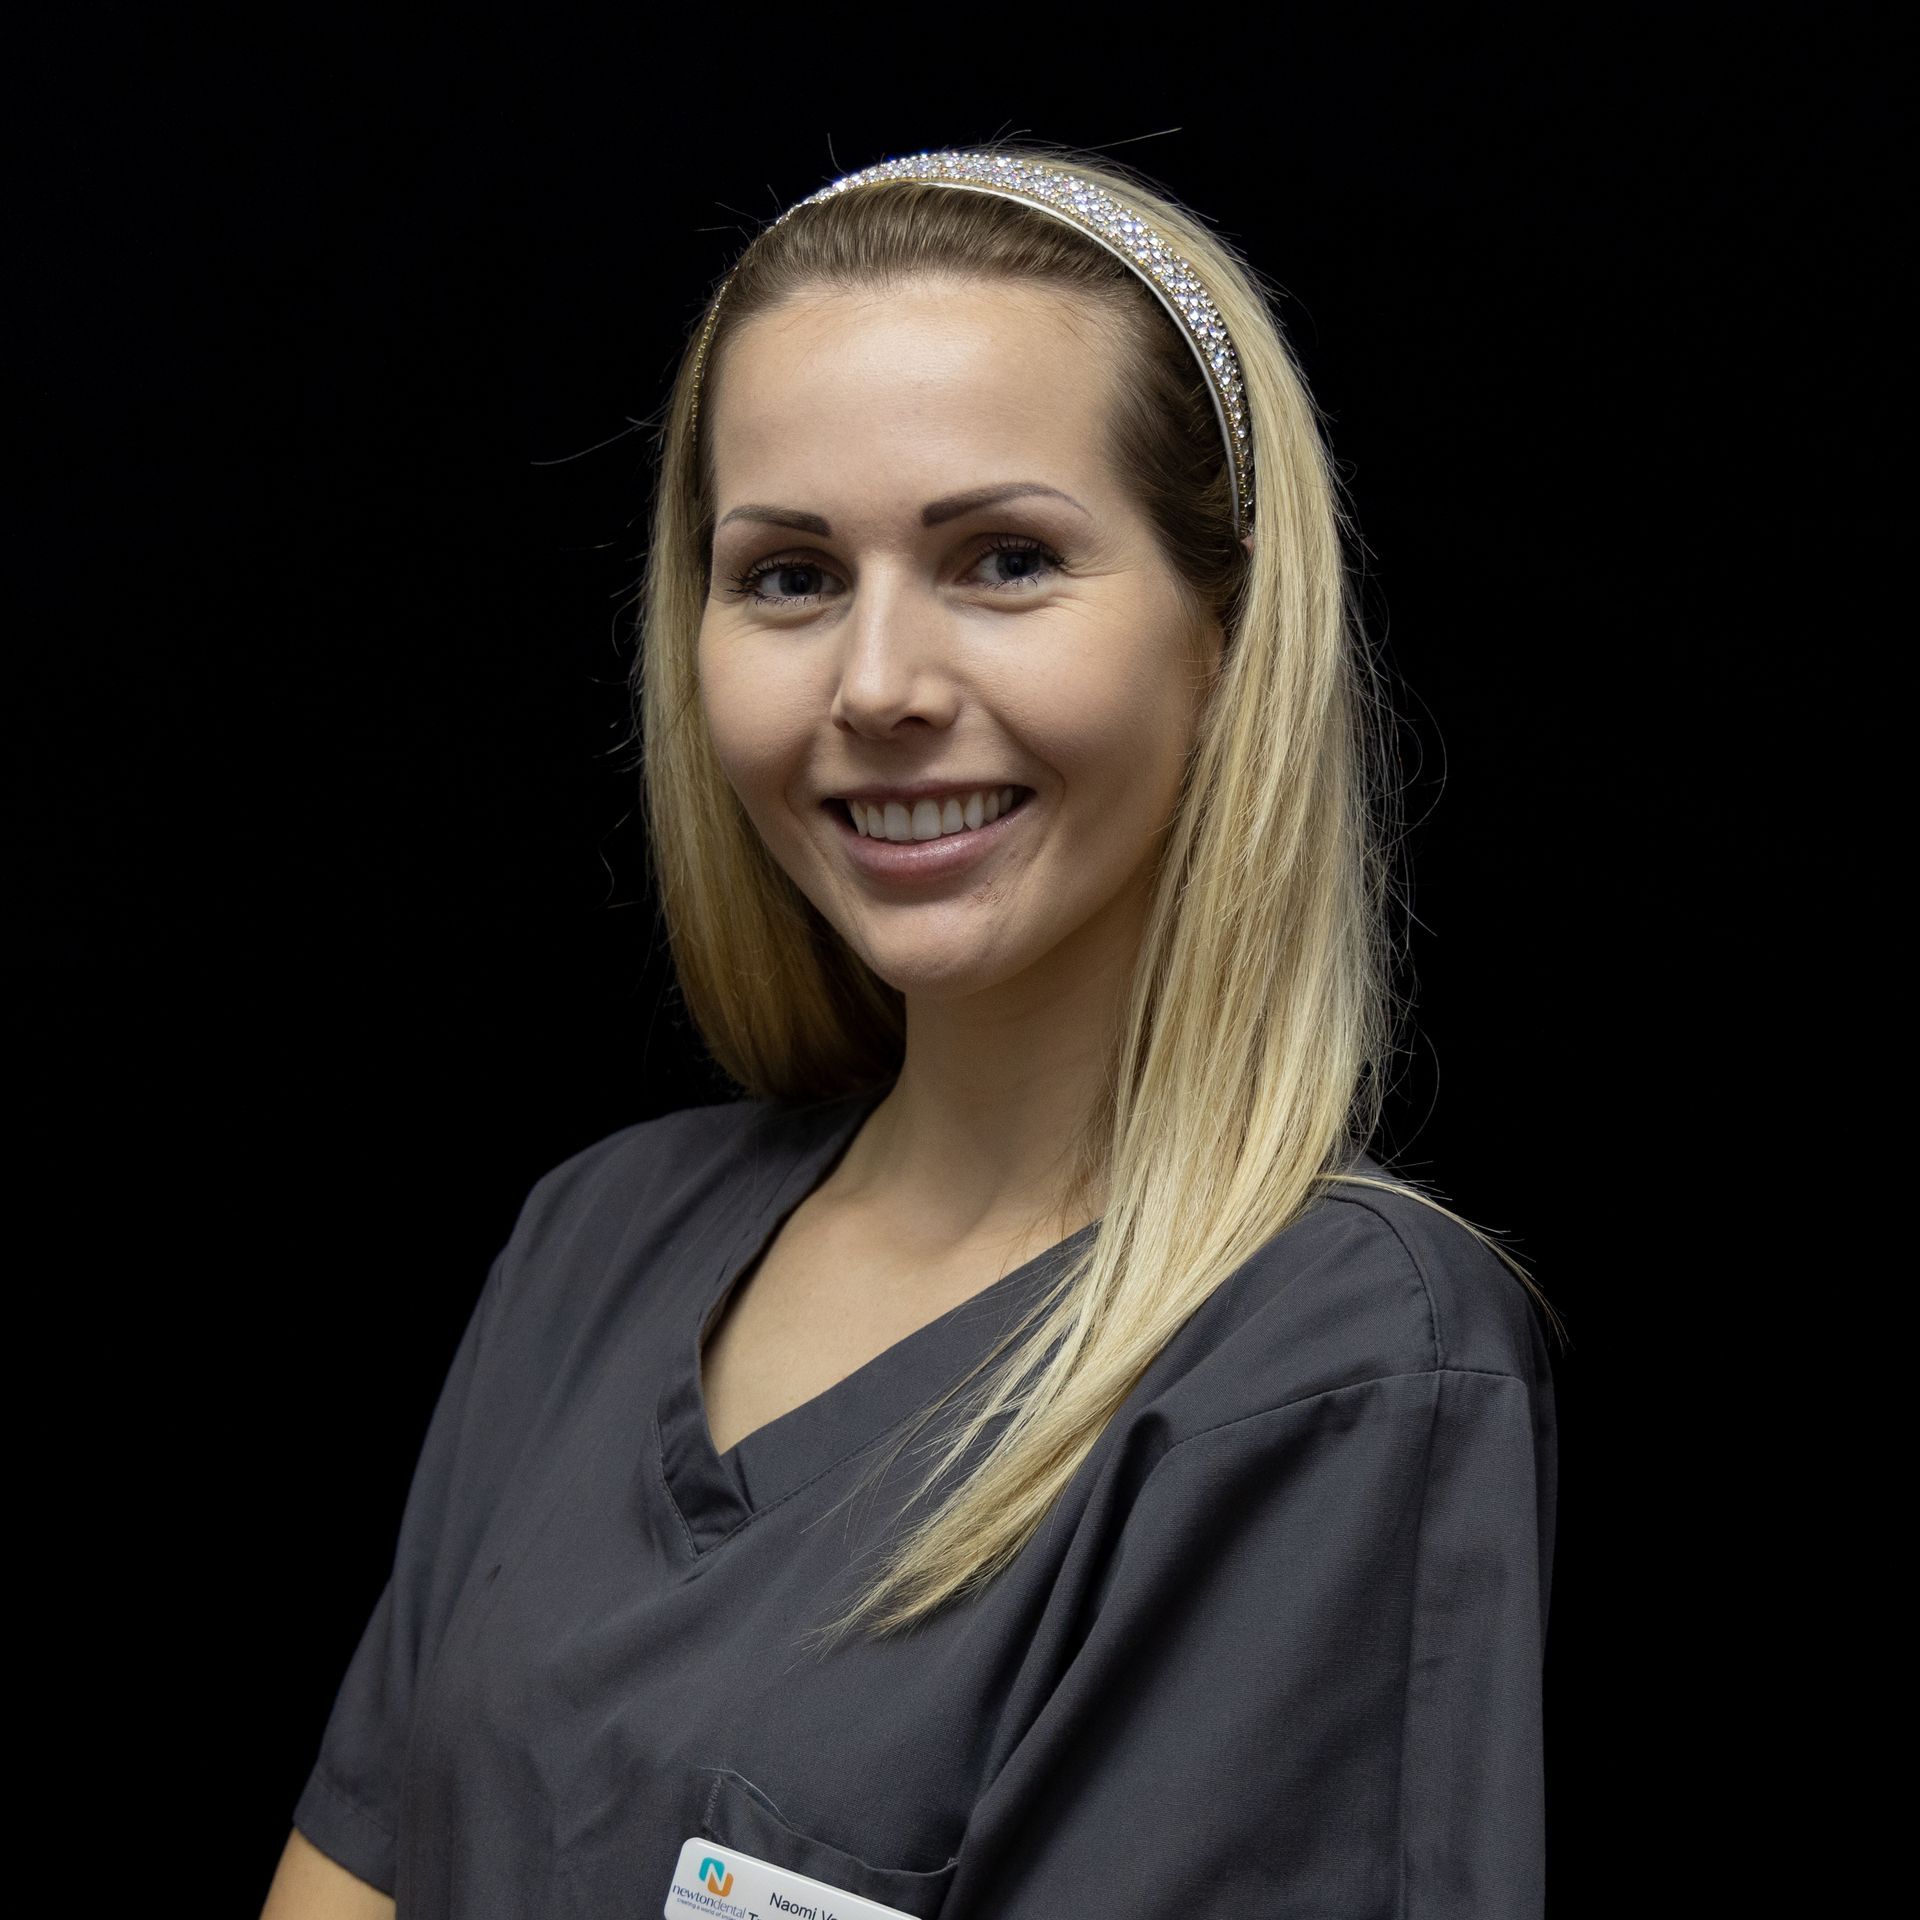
top-left (16, 4), bottom-right (1882, 1912)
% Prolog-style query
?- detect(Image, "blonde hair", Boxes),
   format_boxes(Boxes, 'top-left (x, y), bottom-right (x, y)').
top-left (630, 138), bottom-right (1566, 1650)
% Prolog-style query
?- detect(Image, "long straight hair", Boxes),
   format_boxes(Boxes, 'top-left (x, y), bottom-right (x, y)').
top-left (632, 139), bottom-right (1564, 1650)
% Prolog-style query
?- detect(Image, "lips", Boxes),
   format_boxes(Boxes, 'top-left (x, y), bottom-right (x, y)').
top-left (825, 786), bottom-right (1035, 881)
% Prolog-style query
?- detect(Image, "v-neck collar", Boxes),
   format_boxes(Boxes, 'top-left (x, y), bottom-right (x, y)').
top-left (653, 1089), bottom-right (1099, 1558)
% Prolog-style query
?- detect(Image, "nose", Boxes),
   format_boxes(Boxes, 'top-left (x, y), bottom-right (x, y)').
top-left (828, 571), bottom-right (964, 738)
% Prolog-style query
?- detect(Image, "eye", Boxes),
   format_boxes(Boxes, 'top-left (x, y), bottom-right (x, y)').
top-left (720, 535), bottom-right (1066, 609)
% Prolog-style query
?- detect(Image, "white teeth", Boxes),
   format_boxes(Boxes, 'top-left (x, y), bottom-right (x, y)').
top-left (849, 786), bottom-right (1022, 842)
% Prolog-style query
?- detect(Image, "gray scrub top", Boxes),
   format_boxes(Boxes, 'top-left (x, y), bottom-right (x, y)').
top-left (293, 1088), bottom-right (1557, 1918)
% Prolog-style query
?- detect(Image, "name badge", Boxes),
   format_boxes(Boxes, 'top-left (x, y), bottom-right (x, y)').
top-left (663, 1835), bottom-right (920, 1920)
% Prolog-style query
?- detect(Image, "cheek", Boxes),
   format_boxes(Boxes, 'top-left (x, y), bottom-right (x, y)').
top-left (1027, 654), bottom-right (1195, 807)
top-left (697, 638), bottom-right (793, 798)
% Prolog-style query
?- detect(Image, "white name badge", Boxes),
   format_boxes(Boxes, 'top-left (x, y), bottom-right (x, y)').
top-left (663, 1834), bottom-right (920, 1920)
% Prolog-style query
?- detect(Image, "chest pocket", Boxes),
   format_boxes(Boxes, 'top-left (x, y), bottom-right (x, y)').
top-left (694, 1765), bottom-right (960, 1919)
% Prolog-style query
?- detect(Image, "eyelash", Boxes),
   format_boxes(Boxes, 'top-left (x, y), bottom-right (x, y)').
top-left (722, 535), bottom-right (1066, 608)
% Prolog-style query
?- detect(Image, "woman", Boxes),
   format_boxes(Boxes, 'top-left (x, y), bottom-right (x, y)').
top-left (263, 142), bottom-right (1564, 1920)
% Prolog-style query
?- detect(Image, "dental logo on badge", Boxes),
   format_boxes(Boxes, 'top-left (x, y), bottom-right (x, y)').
top-left (663, 1835), bottom-right (921, 1920)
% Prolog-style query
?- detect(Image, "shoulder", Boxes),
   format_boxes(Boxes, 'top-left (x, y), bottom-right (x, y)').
top-left (1306, 1158), bottom-right (1550, 1385)
top-left (1142, 1151), bottom-right (1552, 1446)
top-left (475, 1095), bottom-right (803, 1349)
top-left (500, 1097), bottom-right (770, 1250)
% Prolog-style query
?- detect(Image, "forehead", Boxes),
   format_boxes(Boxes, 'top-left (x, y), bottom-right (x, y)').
top-left (707, 279), bottom-right (1119, 494)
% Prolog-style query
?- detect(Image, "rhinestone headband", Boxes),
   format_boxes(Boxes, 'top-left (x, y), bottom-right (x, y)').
top-left (688, 149), bottom-right (1255, 536)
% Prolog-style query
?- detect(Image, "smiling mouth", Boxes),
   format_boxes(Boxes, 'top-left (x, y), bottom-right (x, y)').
top-left (829, 788), bottom-right (1035, 844)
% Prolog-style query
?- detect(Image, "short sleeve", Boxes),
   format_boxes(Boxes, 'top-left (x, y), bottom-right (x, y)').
top-left (952, 1365), bottom-right (1557, 1918)
top-left (290, 1240), bottom-right (518, 1895)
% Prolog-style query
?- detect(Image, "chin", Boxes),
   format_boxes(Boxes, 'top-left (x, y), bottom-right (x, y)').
top-left (849, 929), bottom-right (1035, 1001)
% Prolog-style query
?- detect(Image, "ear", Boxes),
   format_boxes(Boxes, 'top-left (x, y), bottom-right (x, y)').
top-left (1241, 531), bottom-right (1255, 557)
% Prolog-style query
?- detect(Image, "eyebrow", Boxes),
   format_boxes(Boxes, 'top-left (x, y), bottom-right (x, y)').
top-left (714, 481), bottom-right (1090, 536)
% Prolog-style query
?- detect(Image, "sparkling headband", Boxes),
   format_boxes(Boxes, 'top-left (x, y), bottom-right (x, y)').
top-left (688, 149), bottom-right (1255, 537)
